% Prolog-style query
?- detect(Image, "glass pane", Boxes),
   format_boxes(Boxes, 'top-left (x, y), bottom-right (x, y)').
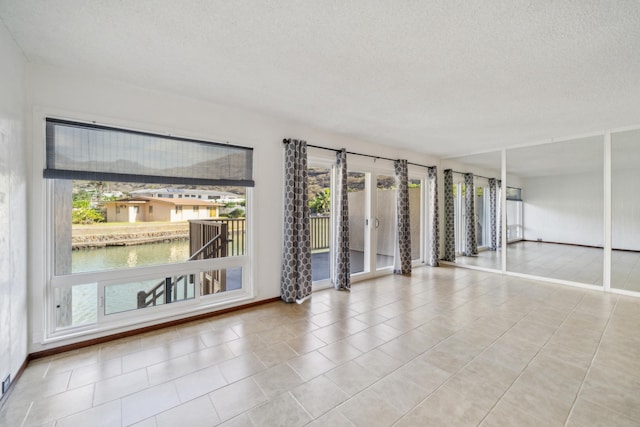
top-left (105, 274), bottom-right (196, 315)
top-left (376, 175), bottom-right (396, 269)
top-left (611, 128), bottom-right (640, 292)
top-left (54, 283), bottom-right (97, 328)
top-left (476, 187), bottom-right (486, 247)
top-left (56, 180), bottom-right (247, 275)
top-left (308, 166), bottom-right (331, 282)
top-left (347, 171), bottom-right (367, 274)
top-left (506, 200), bottom-right (523, 241)
top-left (409, 178), bottom-right (422, 260)
top-left (506, 136), bottom-right (604, 286)
top-left (200, 267), bottom-right (243, 295)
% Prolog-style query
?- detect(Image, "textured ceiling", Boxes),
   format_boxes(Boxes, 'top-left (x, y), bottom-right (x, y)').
top-left (1, 1), bottom-right (640, 157)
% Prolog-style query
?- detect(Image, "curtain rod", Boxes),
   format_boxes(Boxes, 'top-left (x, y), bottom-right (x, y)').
top-left (282, 139), bottom-right (435, 169)
top-left (448, 169), bottom-right (496, 181)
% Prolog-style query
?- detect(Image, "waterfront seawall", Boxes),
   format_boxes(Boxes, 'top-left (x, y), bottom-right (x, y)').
top-left (72, 222), bottom-right (189, 249)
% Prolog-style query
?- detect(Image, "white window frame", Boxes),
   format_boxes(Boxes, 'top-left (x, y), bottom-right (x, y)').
top-left (39, 113), bottom-right (255, 343)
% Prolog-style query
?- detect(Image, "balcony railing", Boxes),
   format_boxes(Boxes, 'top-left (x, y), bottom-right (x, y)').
top-left (137, 216), bottom-right (330, 308)
top-left (310, 215), bottom-right (330, 250)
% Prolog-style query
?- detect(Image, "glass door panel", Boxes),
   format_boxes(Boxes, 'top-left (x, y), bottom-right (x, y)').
top-left (347, 171), bottom-right (368, 275)
top-left (308, 165), bottom-right (332, 282)
top-left (376, 174), bottom-right (396, 270)
top-left (409, 178), bottom-right (422, 261)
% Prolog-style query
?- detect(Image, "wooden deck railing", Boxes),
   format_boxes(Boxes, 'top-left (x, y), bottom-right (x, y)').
top-left (310, 215), bottom-right (330, 250)
top-left (137, 216), bottom-right (329, 308)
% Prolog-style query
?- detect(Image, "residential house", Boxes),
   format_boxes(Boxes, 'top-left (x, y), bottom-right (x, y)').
top-left (105, 196), bottom-right (222, 223)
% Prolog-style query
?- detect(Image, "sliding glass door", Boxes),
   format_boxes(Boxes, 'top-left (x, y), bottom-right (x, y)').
top-left (348, 170), bottom-right (369, 275)
top-left (375, 174), bottom-right (396, 271)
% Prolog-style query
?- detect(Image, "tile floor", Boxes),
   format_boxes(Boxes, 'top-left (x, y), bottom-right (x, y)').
top-left (2, 265), bottom-right (640, 426)
top-left (457, 241), bottom-right (640, 293)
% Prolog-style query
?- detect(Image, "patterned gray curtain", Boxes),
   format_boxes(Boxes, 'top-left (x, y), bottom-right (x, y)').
top-left (427, 166), bottom-right (440, 266)
top-left (463, 173), bottom-right (478, 256)
top-left (489, 178), bottom-right (497, 251)
top-left (497, 180), bottom-right (503, 248)
top-left (443, 169), bottom-right (455, 261)
top-left (393, 159), bottom-right (411, 275)
top-left (334, 149), bottom-right (350, 290)
top-left (281, 139), bottom-right (312, 303)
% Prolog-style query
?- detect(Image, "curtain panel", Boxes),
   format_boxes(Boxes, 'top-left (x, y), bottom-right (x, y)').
top-left (497, 180), bottom-right (503, 248)
top-left (427, 166), bottom-right (440, 266)
top-left (281, 139), bottom-right (312, 303)
top-left (334, 149), bottom-right (351, 290)
top-left (489, 178), bottom-right (498, 251)
top-left (443, 169), bottom-right (456, 262)
top-left (463, 173), bottom-right (478, 256)
top-left (393, 159), bottom-right (411, 275)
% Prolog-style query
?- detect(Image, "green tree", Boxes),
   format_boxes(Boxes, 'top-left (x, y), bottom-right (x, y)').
top-left (309, 188), bottom-right (331, 214)
top-left (72, 200), bottom-right (105, 224)
top-left (227, 208), bottom-right (245, 218)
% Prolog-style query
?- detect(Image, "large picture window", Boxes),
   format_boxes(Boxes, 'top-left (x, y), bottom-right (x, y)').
top-left (45, 118), bottom-right (253, 335)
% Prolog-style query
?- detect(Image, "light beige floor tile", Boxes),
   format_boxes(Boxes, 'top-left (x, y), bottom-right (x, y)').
top-left (216, 413), bottom-right (254, 427)
top-left (480, 398), bottom-right (552, 427)
top-left (307, 409), bottom-right (356, 426)
top-left (318, 340), bottom-right (362, 364)
top-left (342, 330), bottom-right (386, 353)
top-left (291, 375), bottom-right (349, 418)
top-left (155, 395), bottom-right (220, 427)
top-left (129, 416), bottom-right (158, 427)
top-left (197, 328), bottom-right (240, 347)
top-left (68, 357), bottom-right (122, 389)
top-left (285, 332), bottom-right (327, 354)
top-left (395, 357), bottom-right (452, 394)
top-left (253, 341), bottom-right (299, 368)
top-left (567, 397), bottom-right (639, 427)
top-left (252, 363), bottom-right (304, 398)
top-left (324, 361), bottom-right (379, 396)
top-left (225, 334), bottom-right (267, 357)
top-left (287, 350), bottom-right (336, 381)
top-left (352, 348), bottom-right (403, 377)
top-left (93, 368), bottom-right (149, 405)
top-left (25, 384), bottom-right (95, 425)
top-left (122, 347), bottom-right (172, 373)
top-left (338, 388), bottom-right (405, 427)
top-left (218, 353), bottom-right (266, 384)
top-left (46, 349), bottom-right (100, 374)
top-left (187, 343), bottom-right (236, 370)
top-left (146, 354), bottom-right (198, 386)
top-left (256, 324), bottom-right (298, 345)
top-left (209, 378), bottom-right (268, 421)
top-left (247, 392), bottom-right (312, 427)
top-left (500, 372), bottom-right (577, 425)
top-left (578, 365), bottom-right (640, 420)
top-left (121, 381), bottom-right (181, 426)
top-left (56, 400), bottom-right (121, 427)
top-left (394, 385), bottom-right (487, 427)
top-left (173, 364), bottom-right (228, 402)
top-left (365, 371), bottom-right (430, 414)
top-left (311, 324), bottom-right (351, 344)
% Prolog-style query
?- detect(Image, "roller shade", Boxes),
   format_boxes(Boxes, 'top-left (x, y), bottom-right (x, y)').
top-left (44, 118), bottom-right (254, 187)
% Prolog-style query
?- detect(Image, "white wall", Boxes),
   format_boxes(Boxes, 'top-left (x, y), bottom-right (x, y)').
top-left (0, 22), bottom-right (28, 394)
top-left (522, 172), bottom-right (604, 247)
top-left (26, 63), bottom-right (439, 351)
